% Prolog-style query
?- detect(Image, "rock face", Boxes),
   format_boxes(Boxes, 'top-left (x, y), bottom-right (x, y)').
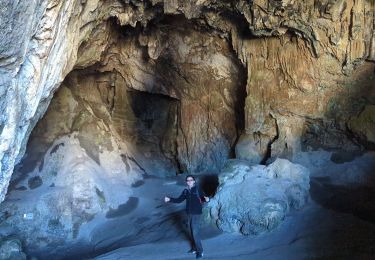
top-left (89, 19), bottom-right (246, 174)
top-left (0, 1), bottom-right (374, 258)
top-left (0, 238), bottom-right (26, 260)
top-left (0, 0), bottom-right (374, 204)
top-left (208, 158), bottom-right (310, 235)
top-left (0, 134), bottom-right (142, 252)
top-left (15, 17), bottom-right (246, 178)
top-left (348, 105), bottom-right (375, 149)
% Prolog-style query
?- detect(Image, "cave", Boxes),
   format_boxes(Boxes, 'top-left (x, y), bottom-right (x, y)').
top-left (0, 1), bottom-right (375, 259)
top-left (13, 15), bottom-right (248, 181)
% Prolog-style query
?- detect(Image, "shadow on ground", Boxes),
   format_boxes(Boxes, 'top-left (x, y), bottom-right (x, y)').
top-left (310, 177), bottom-right (375, 223)
top-left (308, 177), bottom-right (375, 258)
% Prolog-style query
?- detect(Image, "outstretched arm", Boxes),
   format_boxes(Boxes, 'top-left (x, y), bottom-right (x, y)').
top-left (165, 190), bottom-right (186, 203)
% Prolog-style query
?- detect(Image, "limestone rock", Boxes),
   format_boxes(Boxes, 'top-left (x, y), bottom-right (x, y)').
top-left (235, 115), bottom-right (278, 163)
top-left (348, 105), bottom-right (375, 148)
top-left (73, 19), bottom-right (245, 175)
top-left (0, 135), bottom-right (142, 250)
top-left (0, 0), bottom-right (374, 203)
top-left (235, 134), bottom-right (263, 164)
top-left (0, 238), bottom-right (26, 260)
top-left (208, 158), bottom-right (310, 235)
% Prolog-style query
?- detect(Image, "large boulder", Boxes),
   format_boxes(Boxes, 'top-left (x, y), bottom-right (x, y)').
top-left (207, 158), bottom-right (310, 235)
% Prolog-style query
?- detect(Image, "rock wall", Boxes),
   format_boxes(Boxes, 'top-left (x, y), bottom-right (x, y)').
top-left (0, 0), bottom-right (374, 202)
top-left (17, 18), bottom-right (246, 178)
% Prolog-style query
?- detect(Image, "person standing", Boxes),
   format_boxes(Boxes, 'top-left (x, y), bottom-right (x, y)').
top-left (165, 175), bottom-right (209, 259)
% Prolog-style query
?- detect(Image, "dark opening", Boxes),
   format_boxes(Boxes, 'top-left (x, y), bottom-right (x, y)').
top-left (199, 174), bottom-right (219, 197)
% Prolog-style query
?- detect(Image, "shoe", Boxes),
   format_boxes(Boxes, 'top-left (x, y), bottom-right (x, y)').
top-left (196, 252), bottom-right (203, 259)
top-left (188, 249), bottom-right (196, 254)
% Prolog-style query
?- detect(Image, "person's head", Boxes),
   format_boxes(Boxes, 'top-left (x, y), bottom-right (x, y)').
top-left (185, 175), bottom-right (196, 188)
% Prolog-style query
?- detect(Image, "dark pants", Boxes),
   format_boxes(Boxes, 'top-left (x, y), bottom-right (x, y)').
top-left (187, 214), bottom-right (203, 254)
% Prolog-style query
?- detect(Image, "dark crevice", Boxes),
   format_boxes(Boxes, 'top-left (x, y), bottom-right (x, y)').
top-left (261, 115), bottom-right (279, 165)
top-left (176, 101), bottom-right (189, 173)
top-left (227, 34), bottom-right (248, 159)
top-left (230, 69), bottom-right (247, 158)
top-left (121, 154), bottom-right (148, 176)
top-left (220, 10), bottom-right (255, 40)
top-left (174, 105), bottom-right (185, 174)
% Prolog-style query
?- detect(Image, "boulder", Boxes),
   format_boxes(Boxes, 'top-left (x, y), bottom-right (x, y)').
top-left (208, 158), bottom-right (310, 235)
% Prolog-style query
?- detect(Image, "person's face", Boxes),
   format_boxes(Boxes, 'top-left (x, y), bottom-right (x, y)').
top-left (186, 177), bottom-right (195, 188)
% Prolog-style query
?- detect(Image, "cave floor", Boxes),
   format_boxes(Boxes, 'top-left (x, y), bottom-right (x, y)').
top-left (95, 197), bottom-right (375, 260)
top-left (92, 174), bottom-right (375, 260)
top-left (32, 152), bottom-right (375, 260)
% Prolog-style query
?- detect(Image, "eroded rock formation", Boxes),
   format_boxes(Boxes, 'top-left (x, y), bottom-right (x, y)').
top-left (1, 1), bottom-right (374, 203)
top-left (207, 158), bottom-right (310, 235)
top-left (0, 1), bottom-right (374, 248)
top-left (0, 14), bottom-right (247, 253)
top-left (0, 238), bottom-right (26, 260)
top-left (17, 16), bottom-right (246, 177)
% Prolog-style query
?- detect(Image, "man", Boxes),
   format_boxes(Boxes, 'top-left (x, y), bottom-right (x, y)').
top-left (165, 175), bottom-right (209, 259)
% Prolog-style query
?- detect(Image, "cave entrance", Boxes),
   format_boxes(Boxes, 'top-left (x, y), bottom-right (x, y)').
top-left (9, 14), bottom-right (249, 198)
top-left (11, 14), bottom-right (248, 189)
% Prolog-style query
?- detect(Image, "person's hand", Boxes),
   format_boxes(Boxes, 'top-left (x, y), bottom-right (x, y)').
top-left (204, 196), bottom-right (209, 202)
top-left (164, 196), bottom-right (170, 203)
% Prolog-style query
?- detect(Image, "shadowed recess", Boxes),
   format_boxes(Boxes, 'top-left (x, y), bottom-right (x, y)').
top-left (199, 174), bottom-right (219, 197)
top-left (105, 197), bottom-right (139, 218)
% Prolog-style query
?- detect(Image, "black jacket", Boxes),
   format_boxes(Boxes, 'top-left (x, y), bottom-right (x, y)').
top-left (169, 185), bottom-right (205, 215)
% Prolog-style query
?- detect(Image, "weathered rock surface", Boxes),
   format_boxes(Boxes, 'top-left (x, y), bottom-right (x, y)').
top-left (0, 134), bottom-right (142, 253)
top-left (14, 17), bottom-right (246, 179)
top-left (0, 0), bottom-right (374, 203)
top-left (294, 150), bottom-right (375, 186)
top-left (92, 19), bottom-right (246, 174)
top-left (348, 105), bottom-right (375, 148)
top-left (0, 1), bottom-right (374, 258)
top-left (0, 16), bottom-right (246, 253)
top-left (0, 238), bottom-right (26, 260)
top-left (207, 158), bottom-right (310, 235)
